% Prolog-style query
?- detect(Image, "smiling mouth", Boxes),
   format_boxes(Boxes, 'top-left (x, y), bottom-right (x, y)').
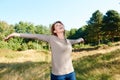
top-left (59, 27), bottom-right (64, 29)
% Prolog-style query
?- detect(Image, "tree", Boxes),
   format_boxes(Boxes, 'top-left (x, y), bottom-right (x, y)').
top-left (102, 10), bottom-right (120, 42)
top-left (14, 21), bottom-right (35, 33)
top-left (35, 25), bottom-right (50, 34)
top-left (0, 21), bottom-right (14, 40)
top-left (68, 28), bottom-right (77, 39)
top-left (65, 30), bottom-right (70, 38)
top-left (35, 25), bottom-right (50, 50)
top-left (87, 10), bottom-right (103, 44)
top-left (75, 25), bottom-right (87, 38)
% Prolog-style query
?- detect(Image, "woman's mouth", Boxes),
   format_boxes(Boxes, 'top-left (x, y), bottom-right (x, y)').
top-left (59, 27), bottom-right (64, 29)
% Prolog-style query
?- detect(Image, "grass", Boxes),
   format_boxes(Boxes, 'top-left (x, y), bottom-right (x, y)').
top-left (0, 49), bottom-right (51, 80)
top-left (73, 49), bottom-right (120, 80)
top-left (0, 49), bottom-right (51, 63)
top-left (0, 43), bottom-right (120, 80)
top-left (0, 62), bottom-right (51, 80)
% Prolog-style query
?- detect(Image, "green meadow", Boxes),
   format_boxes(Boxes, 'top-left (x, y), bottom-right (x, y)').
top-left (0, 42), bottom-right (120, 80)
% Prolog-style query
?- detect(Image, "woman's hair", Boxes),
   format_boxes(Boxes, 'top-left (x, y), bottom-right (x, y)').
top-left (51, 21), bottom-right (65, 36)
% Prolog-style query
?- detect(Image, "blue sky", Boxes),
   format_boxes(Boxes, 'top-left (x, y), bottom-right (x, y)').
top-left (0, 0), bottom-right (120, 30)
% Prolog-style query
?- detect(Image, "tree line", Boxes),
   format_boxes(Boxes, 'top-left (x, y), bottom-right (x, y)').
top-left (68, 10), bottom-right (120, 45)
top-left (0, 10), bottom-right (120, 50)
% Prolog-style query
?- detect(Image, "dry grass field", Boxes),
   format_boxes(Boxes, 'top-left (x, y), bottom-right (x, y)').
top-left (0, 42), bottom-right (120, 80)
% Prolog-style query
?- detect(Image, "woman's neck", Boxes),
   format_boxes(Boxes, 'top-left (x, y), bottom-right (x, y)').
top-left (57, 33), bottom-right (65, 39)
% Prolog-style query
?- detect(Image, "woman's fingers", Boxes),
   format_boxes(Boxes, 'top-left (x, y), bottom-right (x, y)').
top-left (4, 34), bottom-right (13, 41)
top-left (4, 36), bottom-right (10, 41)
top-left (80, 38), bottom-right (84, 43)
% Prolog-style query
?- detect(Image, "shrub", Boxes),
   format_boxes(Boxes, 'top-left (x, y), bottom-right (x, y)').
top-left (0, 41), bottom-right (8, 49)
top-left (17, 43), bottom-right (28, 51)
top-left (7, 38), bottom-right (21, 50)
top-left (107, 42), bottom-right (113, 47)
top-left (27, 41), bottom-right (42, 50)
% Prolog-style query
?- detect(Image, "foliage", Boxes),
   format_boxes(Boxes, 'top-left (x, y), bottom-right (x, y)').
top-left (87, 10), bottom-right (103, 44)
top-left (0, 9), bottom-right (120, 50)
top-left (0, 21), bottom-right (50, 51)
top-left (67, 28), bottom-right (77, 39)
top-left (68, 10), bottom-right (120, 45)
top-left (102, 10), bottom-right (120, 42)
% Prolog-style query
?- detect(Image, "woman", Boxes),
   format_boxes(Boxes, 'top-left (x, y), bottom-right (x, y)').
top-left (4, 21), bottom-right (84, 80)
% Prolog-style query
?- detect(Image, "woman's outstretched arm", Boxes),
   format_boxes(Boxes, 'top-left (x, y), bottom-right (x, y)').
top-left (4, 32), bottom-right (51, 42)
top-left (4, 33), bottom-right (20, 41)
top-left (68, 38), bottom-right (84, 45)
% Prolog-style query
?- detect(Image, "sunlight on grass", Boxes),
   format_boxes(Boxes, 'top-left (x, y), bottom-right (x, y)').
top-left (0, 44), bottom-right (120, 80)
top-left (0, 62), bottom-right (51, 80)
top-left (0, 49), bottom-right (51, 63)
top-left (73, 49), bottom-right (120, 80)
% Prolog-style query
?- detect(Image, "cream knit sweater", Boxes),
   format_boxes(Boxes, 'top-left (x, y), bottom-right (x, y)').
top-left (20, 34), bottom-right (82, 75)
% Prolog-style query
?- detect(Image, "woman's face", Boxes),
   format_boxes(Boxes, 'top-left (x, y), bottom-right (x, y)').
top-left (54, 23), bottom-right (65, 34)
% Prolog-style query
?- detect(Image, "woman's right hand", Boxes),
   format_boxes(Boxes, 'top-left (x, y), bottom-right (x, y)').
top-left (4, 33), bottom-right (20, 41)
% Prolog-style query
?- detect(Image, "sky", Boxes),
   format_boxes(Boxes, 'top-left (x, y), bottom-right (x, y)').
top-left (0, 0), bottom-right (120, 30)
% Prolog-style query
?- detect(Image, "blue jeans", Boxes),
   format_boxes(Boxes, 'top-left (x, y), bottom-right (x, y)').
top-left (51, 72), bottom-right (76, 80)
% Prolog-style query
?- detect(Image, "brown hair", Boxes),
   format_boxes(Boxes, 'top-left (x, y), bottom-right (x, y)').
top-left (51, 21), bottom-right (65, 36)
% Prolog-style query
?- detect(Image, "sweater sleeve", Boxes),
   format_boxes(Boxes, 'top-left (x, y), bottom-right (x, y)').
top-left (20, 33), bottom-right (51, 42)
top-left (68, 38), bottom-right (84, 45)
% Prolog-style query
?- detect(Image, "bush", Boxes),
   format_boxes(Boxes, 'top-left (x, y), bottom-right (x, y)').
top-left (27, 41), bottom-right (42, 50)
top-left (107, 42), bottom-right (113, 47)
top-left (0, 41), bottom-right (8, 49)
top-left (7, 38), bottom-right (21, 50)
top-left (73, 43), bottom-right (84, 49)
top-left (17, 43), bottom-right (28, 51)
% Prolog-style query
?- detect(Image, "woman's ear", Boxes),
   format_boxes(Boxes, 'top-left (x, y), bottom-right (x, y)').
top-left (54, 30), bottom-right (56, 33)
